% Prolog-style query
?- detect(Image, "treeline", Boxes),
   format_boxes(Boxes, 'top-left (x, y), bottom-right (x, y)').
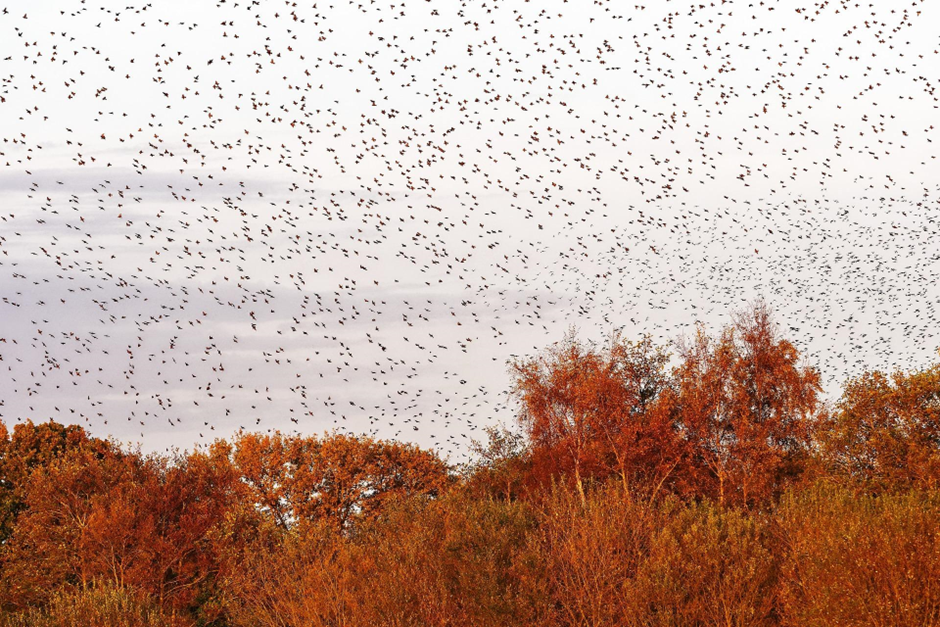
top-left (1, 301), bottom-right (939, 626)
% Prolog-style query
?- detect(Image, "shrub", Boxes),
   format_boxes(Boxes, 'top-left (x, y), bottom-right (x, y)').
top-left (0, 584), bottom-right (191, 627)
top-left (776, 483), bottom-right (940, 627)
top-left (630, 502), bottom-right (777, 627)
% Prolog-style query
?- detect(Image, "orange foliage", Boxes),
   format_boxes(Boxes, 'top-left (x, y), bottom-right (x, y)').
top-left (1, 444), bottom-right (238, 614)
top-left (776, 483), bottom-right (940, 626)
top-left (511, 301), bottom-right (822, 507)
top-left (1, 446), bottom-right (139, 608)
top-left (0, 420), bottom-right (112, 544)
top-left (511, 331), bottom-right (676, 501)
top-left (464, 425), bottom-right (531, 501)
top-left (526, 484), bottom-right (666, 626)
top-left (217, 520), bottom-right (360, 627)
top-left (231, 431), bottom-right (451, 530)
top-left (820, 364), bottom-right (940, 490)
top-left (631, 501), bottom-right (777, 626)
top-left (666, 300), bottom-right (822, 505)
top-left (0, 583), bottom-right (193, 627)
top-left (2, 304), bottom-right (939, 626)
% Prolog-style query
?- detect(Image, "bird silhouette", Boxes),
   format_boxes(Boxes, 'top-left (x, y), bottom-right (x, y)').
top-left (0, 0), bottom-right (937, 461)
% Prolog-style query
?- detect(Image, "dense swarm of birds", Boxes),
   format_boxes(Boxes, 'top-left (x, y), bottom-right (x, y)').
top-left (0, 0), bottom-right (938, 457)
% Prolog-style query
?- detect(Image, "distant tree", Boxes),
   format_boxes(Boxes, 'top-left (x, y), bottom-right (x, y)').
top-left (819, 361), bottom-right (940, 490)
top-left (511, 331), bottom-right (676, 502)
top-left (0, 420), bottom-right (112, 545)
top-left (668, 300), bottom-right (822, 506)
top-left (465, 424), bottom-right (530, 501)
top-left (232, 432), bottom-right (451, 530)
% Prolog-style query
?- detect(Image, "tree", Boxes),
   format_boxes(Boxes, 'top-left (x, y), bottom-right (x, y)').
top-left (1, 442), bottom-right (240, 615)
top-left (819, 362), bottom-right (940, 490)
top-left (465, 425), bottom-right (531, 501)
top-left (511, 331), bottom-right (676, 502)
top-left (669, 300), bottom-right (821, 506)
top-left (0, 420), bottom-right (112, 544)
top-left (0, 446), bottom-right (140, 608)
top-left (232, 432), bottom-right (451, 530)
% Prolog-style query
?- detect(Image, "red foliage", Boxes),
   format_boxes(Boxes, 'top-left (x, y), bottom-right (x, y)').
top-left (512, 301), bottom-right (822, 506)
top-left (231, 431), bottom-right (451, 530)
top-left (511, 331), bottom-right (676, 500)
top-left (2, 304), bottom-right (939, 626)
top-left (667, 301), bottom-right (822, 505)
top-left (820, 363), bottom-right (940, 489)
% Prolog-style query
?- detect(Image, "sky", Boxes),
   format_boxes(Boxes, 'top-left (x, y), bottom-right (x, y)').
top-left (1, 0), bottom-right (938, 460)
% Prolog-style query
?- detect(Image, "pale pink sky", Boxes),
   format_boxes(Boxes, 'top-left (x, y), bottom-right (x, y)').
top-left (1, 0), bottom-right (938, 459)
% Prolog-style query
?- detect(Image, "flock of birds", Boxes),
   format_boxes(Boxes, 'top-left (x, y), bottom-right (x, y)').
top-left (0, 0), bottom-right (938, 458)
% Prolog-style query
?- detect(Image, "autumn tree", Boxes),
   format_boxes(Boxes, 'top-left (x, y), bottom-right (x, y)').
top-left (511, 331), bottom-right (675, 502)
top-left (668, 300), bottom-right (821, 506)
top-left (127, 445), bottom-right (243, 612)
top-left (0, 445), bottom-right (140, 608)
top-left (0, 420), bottom-right (112, 544)
top-left (464, 425), bottom-right (531, 501)
top-left (0, 441), bottom-right (240, 615)
top-left (818, 361), bottom-right (940, 490)
top-left (232, 431), bottom-right (451, 530)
